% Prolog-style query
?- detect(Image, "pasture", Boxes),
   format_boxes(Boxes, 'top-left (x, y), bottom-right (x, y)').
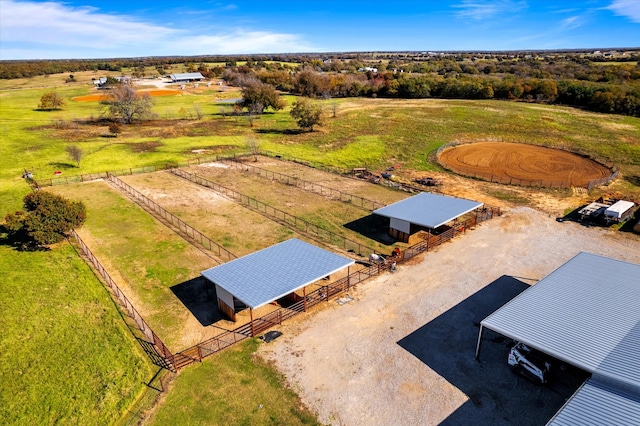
top-left (1, 72), bottom-right (639, 424)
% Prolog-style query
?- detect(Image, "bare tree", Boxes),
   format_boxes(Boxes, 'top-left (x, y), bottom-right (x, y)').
top-left (331, 101), bottom-right (338, 118)
top-left (102, 85), bottom-right (156, 124)
top-left (246, 135), bottom-right (260, 161)
top-left (193, 104), bottom-right (204, 120)
top-left (66, 145), bottom-right (84, 167)
top-left (247, 102), bottom-right (263, 127)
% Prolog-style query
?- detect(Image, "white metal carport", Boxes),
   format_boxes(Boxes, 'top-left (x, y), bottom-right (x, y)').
top-left (476, 252), bottom-right (640, 424)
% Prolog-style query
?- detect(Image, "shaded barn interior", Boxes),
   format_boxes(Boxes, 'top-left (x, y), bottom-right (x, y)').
top-left (373, 192), bottom-right (484, 243)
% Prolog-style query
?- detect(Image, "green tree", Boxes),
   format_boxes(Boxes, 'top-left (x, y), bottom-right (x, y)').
top-left (290, 98), bottom-right (323, 132)
top-left (239, 81), bottom-right (285, 113)
top-left (4, 191), bottom-right (86, 248)
top-left (102, 84), bottom-right (156, 124)
top-left (38, 91), bottom-right (66, 110)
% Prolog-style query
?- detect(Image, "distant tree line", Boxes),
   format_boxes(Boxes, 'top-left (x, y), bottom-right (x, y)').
top-left (3, 52), bottom-right (640, 116)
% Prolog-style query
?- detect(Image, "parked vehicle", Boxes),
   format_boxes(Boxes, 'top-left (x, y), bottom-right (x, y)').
top-left (508, 342), bottom-right (551, 384)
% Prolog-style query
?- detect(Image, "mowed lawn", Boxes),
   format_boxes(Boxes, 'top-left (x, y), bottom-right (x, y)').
top-left (146, 339), bottom-right (319, 426)
top-left (49, 182), bottom-right (217, 351)
top-left (0, 242), bottom-right (156, 425)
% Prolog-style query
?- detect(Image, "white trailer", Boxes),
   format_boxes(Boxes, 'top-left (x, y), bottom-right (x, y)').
top-left (604, 200), bottom-right (635, 223)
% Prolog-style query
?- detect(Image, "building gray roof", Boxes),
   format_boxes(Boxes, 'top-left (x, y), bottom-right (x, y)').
top-left (547, 379), bottom-right (640, 426)
top-left (170, 72), bottom-right (205, 81)
top-left (373, 192), bottom-right (483, 229)
top-left (201, 238), bottom-right (354, 309)
top-left (480, 252), bottom-right (640, 424)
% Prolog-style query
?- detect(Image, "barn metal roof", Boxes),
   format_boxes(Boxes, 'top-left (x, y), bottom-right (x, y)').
top-left (372, 192), bottom-right (483, 229)
top-left (547, 379), bottom-right (640, 426)
top-left (201, 239), bottom-right (354, 309)
top-left (481, 251), bottom-right (640, 394)
top-left (481, 252), bottom-right (640, 424)
top-left (170, 72), bottom-right (204, 80)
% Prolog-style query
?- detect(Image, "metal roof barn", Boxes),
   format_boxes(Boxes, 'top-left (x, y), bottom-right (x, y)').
top-left (373, 192), bottom-right (483, 230)
top-left (547, 379), bottom-right (640, 426)
top-left (476, 252), bottom-right (640, 424)
top-left (169, 72), bottom-right (205, 82)
top-left (202, 238), bottom-right (354, 327)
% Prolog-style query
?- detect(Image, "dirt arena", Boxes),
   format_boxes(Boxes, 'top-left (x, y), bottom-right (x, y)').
top-left (438, 142), bottom-right (612, 188)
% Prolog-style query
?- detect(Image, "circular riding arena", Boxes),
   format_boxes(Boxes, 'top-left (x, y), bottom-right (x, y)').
top-left (438, 142), bottom-right (613, 188)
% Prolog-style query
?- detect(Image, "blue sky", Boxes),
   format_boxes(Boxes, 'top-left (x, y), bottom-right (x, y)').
top-left (1, 0), bottom-right (639, 60)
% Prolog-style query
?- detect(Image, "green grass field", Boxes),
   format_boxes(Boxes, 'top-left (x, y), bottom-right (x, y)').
top-left (146, 339), bottom-right (318, 426)
top-left (1, 73), bottom-right (639, 425)
top-left (0, 241), bottom-right (156, 425)
top-left (49, 181), bottom-right (216, 351)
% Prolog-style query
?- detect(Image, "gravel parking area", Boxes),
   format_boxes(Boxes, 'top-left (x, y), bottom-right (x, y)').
top-left (259, 207), bottom-right (640, 426)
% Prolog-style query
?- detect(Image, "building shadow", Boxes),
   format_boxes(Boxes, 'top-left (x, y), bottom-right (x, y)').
top-left (397, 275), bottom-right (586, 426)
top-left (170, 276), bottom-right (222, 326)
top-left (344, 214), bottom-right (396, 246)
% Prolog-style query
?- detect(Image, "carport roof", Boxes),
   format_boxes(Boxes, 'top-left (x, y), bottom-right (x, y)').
top-left (547, 379), bottom-right (640, 426)
top-left (201, 238), bottom-right (354, 309)
top-left (481, 252), bottom-right (640, 393)
top-left (373, 192), bottom-right (483, 229)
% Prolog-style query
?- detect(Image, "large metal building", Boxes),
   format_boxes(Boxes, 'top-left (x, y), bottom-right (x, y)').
top-left (476, 252), bottom-right (640, 424)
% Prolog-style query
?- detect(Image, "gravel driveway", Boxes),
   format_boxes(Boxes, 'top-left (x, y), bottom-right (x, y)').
top-left (258, 207), bottom-right (640, 426)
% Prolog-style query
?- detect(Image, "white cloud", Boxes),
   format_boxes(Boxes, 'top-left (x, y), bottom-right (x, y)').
top-left (453, 0), bottom-right (528, 20)
top-left (0, 0), bottom-right (316, 59)
top-left (560, 15), bottom-right (583, 30)
top-left (607, 0), bottom-right (640, 23)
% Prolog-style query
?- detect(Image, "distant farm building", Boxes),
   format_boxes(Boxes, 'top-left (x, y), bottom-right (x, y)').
top-left (169, 72), bottom-right (205, 83)
top-left (373, 192), bottom-right (484, 243)
top-left (477, 252), bottom-right (640, 424)
top-left (201, 239), bottom-right (354, 335)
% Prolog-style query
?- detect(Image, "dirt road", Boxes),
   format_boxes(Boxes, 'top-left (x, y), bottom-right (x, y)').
top-left (259, 207), bottom-right (640, 426)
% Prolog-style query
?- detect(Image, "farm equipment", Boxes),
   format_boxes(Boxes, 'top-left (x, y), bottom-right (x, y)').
top-left (414, 177), bottom-right (442, 187)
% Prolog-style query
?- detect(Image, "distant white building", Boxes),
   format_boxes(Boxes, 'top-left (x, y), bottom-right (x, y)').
top-left (169, 72), bottom-right (205, 83)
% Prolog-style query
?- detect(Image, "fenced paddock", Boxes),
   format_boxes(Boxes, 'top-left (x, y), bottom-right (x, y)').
top-left (116, 171), bottom-right (321, 258)
top-left (170, 169), bottom-right (384, 256)
top-left (44, 154), bottom-right (500, 372)
top-left (437, 142), bottom-right (616, 190)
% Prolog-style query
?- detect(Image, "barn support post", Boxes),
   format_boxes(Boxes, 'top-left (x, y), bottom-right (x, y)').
top-left (303, 286), bottom-right (307, 312)
top-left (250, 309), bottom-right (255, 337)
top-left (475, 324), bottom-right (484, 361)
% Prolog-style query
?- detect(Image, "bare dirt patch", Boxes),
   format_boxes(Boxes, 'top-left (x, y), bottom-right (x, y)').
top-left (439, 142), bottom-right (612, 187)
top-left (72, 89), bottom-right (180, 102)
top-left (259, 207), bottom-right (640, 426)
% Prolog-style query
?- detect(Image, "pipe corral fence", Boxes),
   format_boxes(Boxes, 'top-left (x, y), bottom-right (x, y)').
top-left (36, 152), bottom-right (501, 371)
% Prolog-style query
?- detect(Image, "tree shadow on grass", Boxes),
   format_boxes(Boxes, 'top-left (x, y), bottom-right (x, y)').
top-left (397, 275), bottom-right (588, 426)
top-left (0, 225), bottom-right (48, 252)
top-left (170, 276), bottom-right (222, 326)
top-left (47, 162), bottom-right (76, 170)
top-left (255, 128), bottom-right (305, 135)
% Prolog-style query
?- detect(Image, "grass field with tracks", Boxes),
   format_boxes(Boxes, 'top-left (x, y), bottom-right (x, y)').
top-left (1, 72), bottom-right (639, 425)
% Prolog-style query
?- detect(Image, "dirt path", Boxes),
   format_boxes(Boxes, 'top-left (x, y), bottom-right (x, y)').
top-left (258, 207), bottom-right (640, 426)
